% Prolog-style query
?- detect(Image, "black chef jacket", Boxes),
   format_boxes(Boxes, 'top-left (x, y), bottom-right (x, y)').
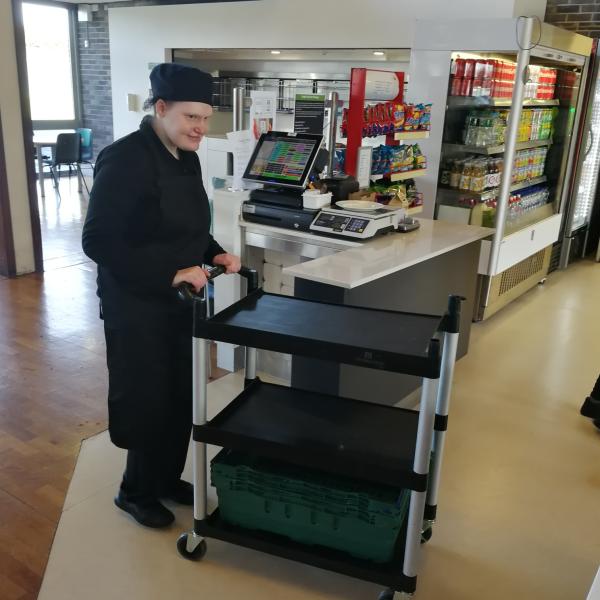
top-left (82, 116), bottom-right (224, 329)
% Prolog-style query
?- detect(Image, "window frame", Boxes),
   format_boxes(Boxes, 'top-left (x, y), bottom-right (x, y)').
top-left (24, 0), bottom-right (83, 130)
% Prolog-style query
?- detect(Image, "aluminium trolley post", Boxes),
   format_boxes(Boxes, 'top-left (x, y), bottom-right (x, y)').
top-left (424, 296), bottom-right (463, 528)
top-left (177, 279), bottom-right (463, 599)
top-left (176, 266), bottom-right (259, 558)
top-left (379, 295), bottom-right (462, 600)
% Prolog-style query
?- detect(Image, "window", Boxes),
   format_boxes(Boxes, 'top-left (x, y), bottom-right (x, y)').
top-left (22, 2), bottom-right (79, 126)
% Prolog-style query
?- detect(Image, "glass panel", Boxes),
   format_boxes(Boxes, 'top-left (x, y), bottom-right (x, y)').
top-left (23, 3), bottom-right (75, 121)
top-left (571, 67), bottom-right (600, 232)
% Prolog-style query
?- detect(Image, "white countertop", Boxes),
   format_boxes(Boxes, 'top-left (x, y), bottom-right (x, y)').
top-left (282, 218), bottom-right (491, 289)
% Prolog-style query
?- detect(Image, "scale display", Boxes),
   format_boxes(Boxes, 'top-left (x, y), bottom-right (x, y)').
top-left (310, 207), bottom-right (403, 239)
top-left (312, 213), bottom-right (369, 233)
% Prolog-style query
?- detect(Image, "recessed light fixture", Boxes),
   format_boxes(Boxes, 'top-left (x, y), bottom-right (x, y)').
top-left (271, 50), bottom-right (281, 55)
top-left (373, 51), bottom-right (385, 56)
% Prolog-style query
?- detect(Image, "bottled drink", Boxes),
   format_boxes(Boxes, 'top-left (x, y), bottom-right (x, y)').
top-left (449, 159), bottom-right (462, 189)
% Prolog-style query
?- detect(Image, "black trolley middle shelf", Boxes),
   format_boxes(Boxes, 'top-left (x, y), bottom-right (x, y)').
top-left (179, 276), bottom-right (462, 600)
top-left (195, 379), bottom-right (424, 491)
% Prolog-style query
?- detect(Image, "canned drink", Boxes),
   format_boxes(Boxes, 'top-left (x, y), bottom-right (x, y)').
top-left (459, 78), bottom-right (473, 96)
top-left (460, 77), bottom-right (472, 96)
top-left (451, 76), bottom-right (462, 96)
top-left (464, 59), bottom-right (475, 79)
top-left (453, 58), bottom-right (466, 78)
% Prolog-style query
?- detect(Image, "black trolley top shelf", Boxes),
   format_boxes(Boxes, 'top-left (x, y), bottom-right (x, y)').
top-left (195, 290), bottom-right (444, 378)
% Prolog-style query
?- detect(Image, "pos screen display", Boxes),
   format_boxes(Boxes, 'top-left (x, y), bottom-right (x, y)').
top-left (243, 131), bottom-right (323, 189)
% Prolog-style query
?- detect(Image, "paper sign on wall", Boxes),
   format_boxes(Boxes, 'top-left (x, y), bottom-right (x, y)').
top-left (226, 129), bottom-right (255, 191)
top-left (356, 146), bottom-right (373, 189)
top-left (249, 91), bottom-right (277, 140)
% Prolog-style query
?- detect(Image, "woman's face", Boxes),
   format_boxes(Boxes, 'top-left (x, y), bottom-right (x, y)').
top-left (156, 100), bottom-right (213, 151)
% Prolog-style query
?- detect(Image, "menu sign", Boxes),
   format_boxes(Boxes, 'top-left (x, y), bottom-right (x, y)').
top-left (293, 94), bottom-right (326, 135)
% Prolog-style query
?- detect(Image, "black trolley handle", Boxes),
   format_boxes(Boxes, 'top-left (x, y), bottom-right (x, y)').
top-left (177, 265), bottom-right (258, 303)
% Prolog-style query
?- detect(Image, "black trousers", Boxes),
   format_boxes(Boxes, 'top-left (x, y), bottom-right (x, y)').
top-left (591, 374), bottom-right (600, 400)
top-left (104, 321), bottom-right (192, 501)
top-left (581, 373), bottom-right (600, 420)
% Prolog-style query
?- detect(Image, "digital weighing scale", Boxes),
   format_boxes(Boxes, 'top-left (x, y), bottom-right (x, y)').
top-left (309, 206), bottom-right (405, 240)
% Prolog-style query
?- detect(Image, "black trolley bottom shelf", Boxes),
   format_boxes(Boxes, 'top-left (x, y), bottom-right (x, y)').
top-left (192, 510), bottom-right (415, 593)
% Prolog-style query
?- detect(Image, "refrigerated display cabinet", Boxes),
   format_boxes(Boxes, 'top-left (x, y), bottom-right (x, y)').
top-left (559, 39), bottom-right (600, 268)
top-left (408, 18), bottom-right (593, 320)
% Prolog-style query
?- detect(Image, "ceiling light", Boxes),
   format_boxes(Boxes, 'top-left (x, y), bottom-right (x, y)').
top-left (271, 50), bottom-right (281, 55)
top-left (373, 51), bottom-right (385, 56)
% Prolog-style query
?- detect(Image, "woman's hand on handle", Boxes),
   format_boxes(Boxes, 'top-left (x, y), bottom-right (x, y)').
top-left (172, 266), bottom-right (211, 293)
top-left (212, 253), bottom-right (241, 274)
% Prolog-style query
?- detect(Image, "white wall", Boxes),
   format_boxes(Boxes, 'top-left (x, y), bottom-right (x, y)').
top-left (109, 0), bottom-right (546, 139)
top-left (1, 0), bottom-right (35, 274)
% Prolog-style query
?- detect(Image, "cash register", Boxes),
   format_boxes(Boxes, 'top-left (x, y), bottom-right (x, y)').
top-left (241, 131), bottom-right (323, 231)
top-left (241, 131), bottom-right (408, 240)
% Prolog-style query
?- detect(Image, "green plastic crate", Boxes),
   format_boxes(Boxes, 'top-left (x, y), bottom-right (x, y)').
top-left (211, 450), bottom-right (410, 563)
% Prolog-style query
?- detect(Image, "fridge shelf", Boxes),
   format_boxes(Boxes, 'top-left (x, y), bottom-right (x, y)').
top-left (194, 378), bottom-right (424, 490)
top-left (447, 97), bottom-right (560, 109)
top-left (438, 176), bottom-right (547, 201)
top-left (443, 139), bottom-right (552, 156)
top-left (393, 131), bottom-right (430, 141)
top-left (372, 169), bottom-right (427, 182)
top-left (194, 509), bottom-right (410, 590)
top-left (195, 290), bottom-right (443, 377)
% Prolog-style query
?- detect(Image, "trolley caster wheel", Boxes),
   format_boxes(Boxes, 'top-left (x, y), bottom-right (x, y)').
top-left (538, 278), bottom-right (547, 285)
top-left (378, 588), bottom-right (396, 600)
top-left (421, 525), bottom-right (433, 544)
top-left (176, 533), bottom-right (207, 561)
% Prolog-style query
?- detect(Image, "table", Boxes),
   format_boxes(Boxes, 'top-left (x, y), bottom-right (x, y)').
top-left (33, 129), bottom-right (76, 199)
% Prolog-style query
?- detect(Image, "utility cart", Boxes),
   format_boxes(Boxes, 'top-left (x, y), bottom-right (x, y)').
top-left (177, 267), bottom-right (463, 599)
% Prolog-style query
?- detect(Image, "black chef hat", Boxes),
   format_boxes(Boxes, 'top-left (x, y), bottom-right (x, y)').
top-left (150, 63), bottom-right (213, 105)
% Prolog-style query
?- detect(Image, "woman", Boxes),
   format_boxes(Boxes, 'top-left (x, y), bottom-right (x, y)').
top-left (82, 63), bottom-right (240, 528)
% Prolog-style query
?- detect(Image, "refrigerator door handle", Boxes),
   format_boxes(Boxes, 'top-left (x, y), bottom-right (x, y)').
top-left (584, 127), bottom-right (594, 160)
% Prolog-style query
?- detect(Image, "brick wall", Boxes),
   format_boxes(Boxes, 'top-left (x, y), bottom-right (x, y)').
top-left (545, 1), bottom-right (600, 38)
top-left (76, 1), bottom-right (163, 159)
top-left (76, 0), bottom-right (254, 159)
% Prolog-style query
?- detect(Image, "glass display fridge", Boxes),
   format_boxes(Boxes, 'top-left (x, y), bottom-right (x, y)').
top-left (408, 17), bottom-right (593, 320)
top-left (559, 39), bottom-right (600, 268)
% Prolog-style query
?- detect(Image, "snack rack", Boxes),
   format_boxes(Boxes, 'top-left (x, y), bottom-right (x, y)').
top-left (177, 268), bottom-right (463, 599)
top-left (343, 67), bottom-right (429, 183)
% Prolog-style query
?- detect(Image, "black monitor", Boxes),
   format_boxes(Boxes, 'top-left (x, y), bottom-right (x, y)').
top-left (243, 131), bottom-right (323, 190)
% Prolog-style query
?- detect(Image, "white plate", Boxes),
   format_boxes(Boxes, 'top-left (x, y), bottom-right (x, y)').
top-left (335, 200), bottom-right (381, 211)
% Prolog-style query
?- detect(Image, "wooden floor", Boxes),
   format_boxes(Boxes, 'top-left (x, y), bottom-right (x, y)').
top-left (0, 176), bottom-right (225, 600)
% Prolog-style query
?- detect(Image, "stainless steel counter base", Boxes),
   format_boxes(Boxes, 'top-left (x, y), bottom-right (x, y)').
top-left (291, 241), bottom-right (480, 405)
top-left (241, 221), bottom-right (483, 405)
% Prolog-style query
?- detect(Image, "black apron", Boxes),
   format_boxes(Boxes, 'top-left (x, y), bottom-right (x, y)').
top-left (106, 139), bottom-right (210, 450)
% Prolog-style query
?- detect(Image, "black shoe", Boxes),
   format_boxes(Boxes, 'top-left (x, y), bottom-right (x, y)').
top-left (114, 492), bottom-right (174, 528)
top-left (594, 419), bottom-right (600, 431)
top-left (163, 480), bottom-right (194, 506)
top-left (581, 395), bottom-right (600, 419)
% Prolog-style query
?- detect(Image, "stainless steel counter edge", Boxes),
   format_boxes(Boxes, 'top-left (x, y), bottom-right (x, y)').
top-left (240, 219), bottom-right (361, 260)
top-left (278, 218), bottom-right (492, 289)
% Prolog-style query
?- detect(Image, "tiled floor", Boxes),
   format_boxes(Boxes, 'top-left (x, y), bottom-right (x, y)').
top-left (0, 174), bottom-right (227, 600)
top-left (0, 176), bottom-right (108, 600)
top-left (38, 170), bottom-right (93, 271)
top-left (37, 259), bottom-right (600, 600)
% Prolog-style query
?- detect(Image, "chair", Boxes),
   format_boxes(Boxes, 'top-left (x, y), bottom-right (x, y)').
top-left (77, 128), bottom-right (94, 194)
top-left (77, 128), bottom-right (94, 166)
top-left (45, 133), bottom-right (89, 197)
